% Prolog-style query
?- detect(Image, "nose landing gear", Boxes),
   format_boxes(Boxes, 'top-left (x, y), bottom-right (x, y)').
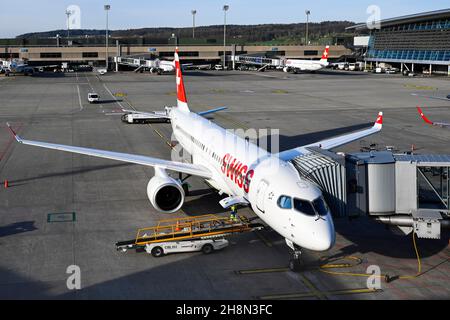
top-left (289, 248), bottom-right (303, 272)
top-left (286, 238), bottom-right (303, 272)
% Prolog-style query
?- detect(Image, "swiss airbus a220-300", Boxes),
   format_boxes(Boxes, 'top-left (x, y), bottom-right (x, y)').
top-left (7, 48), bottom-right (383, 270)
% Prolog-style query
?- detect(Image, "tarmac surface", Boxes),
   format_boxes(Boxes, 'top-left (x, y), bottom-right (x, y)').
top-left (0, 69), bottom-right (449, 299)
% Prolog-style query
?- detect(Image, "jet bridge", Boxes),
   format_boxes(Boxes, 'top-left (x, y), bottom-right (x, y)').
top-left (232, 55), bottom-right (282, 71)
top-left (114, 56), bottom-right (167, 73)
top-left (289, 149), bottom-right (450, 239)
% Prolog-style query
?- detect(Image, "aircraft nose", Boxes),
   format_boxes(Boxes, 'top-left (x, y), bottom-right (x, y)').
top-left (315, 229), bottom-right (335, 251)
top-left (309, 218), bottom-right (335, 251)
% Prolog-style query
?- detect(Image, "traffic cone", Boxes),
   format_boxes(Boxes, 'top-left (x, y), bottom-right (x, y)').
top-left (175, 221), bottom-right (181, 232)
top-left (4, 180), bottom-right (8, 188)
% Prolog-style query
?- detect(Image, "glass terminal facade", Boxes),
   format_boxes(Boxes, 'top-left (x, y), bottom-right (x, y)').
top-left (367, 18), bottom-right (450, 65)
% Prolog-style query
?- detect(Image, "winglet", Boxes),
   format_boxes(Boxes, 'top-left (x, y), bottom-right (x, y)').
top-left (374, 111), bottom-right (383, 129)
top-left (417, 106), bottom-right (434, 125)
top-left (6, 122), bottom-right (23, 143)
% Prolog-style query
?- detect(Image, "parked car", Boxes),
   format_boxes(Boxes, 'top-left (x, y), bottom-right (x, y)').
top-left (214, 64), bottom-right (228, 71)
top-left (87, 93), bottom-right (99, 103)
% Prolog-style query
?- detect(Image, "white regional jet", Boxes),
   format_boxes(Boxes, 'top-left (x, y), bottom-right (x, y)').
top-left (7, 48), bottom-right (383, 270)
top-left (283, 46), bottom-right (330, 73)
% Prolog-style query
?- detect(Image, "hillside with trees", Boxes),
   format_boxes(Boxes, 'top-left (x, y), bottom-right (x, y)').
top-left (8, 21), bottom-right (355, 46)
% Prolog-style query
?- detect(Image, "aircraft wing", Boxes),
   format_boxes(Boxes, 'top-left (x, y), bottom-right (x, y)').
top-left (417, 106), bottom-right (450, 128)
top-left (276, 112), bottom-right (383, 161)
top-left (411, 93), bottom-right (450, 102)
top-left (6, 123), bottom-right (212, 178)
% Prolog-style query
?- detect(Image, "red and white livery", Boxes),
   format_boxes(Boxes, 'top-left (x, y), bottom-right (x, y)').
top-left (283, 46), bottom-right (330, 73)
top-left (7, 47), bottom-right (383, 267)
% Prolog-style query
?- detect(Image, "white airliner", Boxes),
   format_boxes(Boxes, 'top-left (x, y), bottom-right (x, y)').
top-left (7, 47), bottom-right (383, 269)
top-left (283, 46), bottom-right (330, 73)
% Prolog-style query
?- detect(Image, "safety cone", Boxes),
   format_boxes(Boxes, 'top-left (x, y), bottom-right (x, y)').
top-left (175, 221), bottom-right (181, 232)
top-left (4, 180), bottom-right (8, 188)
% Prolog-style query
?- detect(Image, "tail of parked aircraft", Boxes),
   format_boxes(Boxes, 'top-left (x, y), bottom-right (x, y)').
top-left (320, 46), bottom-right (330, 63)
top-left (174, 47), bottom-right (190, 113)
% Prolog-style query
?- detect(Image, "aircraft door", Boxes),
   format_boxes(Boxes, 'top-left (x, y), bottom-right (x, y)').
top-left (256, 180), bottom-right (269, 213)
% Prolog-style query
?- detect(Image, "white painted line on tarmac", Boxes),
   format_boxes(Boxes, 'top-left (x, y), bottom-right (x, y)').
top-left (76, 85), bottom-right (83, 111)
top-left (103, 83), bottom-right (125, 110)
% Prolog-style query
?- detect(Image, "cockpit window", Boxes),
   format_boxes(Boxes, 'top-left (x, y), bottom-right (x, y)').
top-left (277, 195), bottom-right (292, 209)
top-left (293, 198), bottom-right (316, 216)
top-left (312, 197), bottom-right (329, 216)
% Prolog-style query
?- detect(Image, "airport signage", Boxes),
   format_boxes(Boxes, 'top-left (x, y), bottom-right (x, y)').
top-left (148, 48), bottom-right (157, 52)
top-left (20, 48), bottom-right (28, 53)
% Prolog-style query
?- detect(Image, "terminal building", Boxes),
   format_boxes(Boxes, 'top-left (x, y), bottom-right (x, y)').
top-left (347, 8), bottom-right (450, 75)
top-left (0, 44), bottom-right (350, 68)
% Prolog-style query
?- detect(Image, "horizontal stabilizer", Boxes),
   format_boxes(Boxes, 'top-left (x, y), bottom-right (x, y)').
top-left (198, 106), bottom-right (227, 116)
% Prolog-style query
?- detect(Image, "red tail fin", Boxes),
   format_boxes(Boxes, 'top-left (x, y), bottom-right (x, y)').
top-left (174, 48), bottom-right (190, 112)
top-left (321, 46), bottom-right (330, 61)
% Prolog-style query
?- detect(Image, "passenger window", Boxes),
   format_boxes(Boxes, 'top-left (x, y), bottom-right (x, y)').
top-left (294, 198), bottom-right (316, 216)
top-left (277, 196), bottom-right (292, 209)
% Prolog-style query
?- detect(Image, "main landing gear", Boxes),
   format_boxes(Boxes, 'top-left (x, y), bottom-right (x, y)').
top-left (286, 238), bottom-right (303, 272)
top-left (179, 173), bottom-right (191, 196)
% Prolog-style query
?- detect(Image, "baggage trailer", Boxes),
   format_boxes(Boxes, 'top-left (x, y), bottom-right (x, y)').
top-left (116, 214), bottom-right (264, 256)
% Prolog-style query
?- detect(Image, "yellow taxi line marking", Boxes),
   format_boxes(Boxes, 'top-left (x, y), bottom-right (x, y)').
top-left (235, 267), bottom-right (289, 275)
top-left (299, 273), bottom-right (327, 300)
top-left (258, 288), bottom-right (381, 300)
top-left (254, 230), bottom-right (273, 247)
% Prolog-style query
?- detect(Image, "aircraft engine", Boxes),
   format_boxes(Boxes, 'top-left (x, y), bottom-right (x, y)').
top-left (147, 170), bottom-right (185, 213)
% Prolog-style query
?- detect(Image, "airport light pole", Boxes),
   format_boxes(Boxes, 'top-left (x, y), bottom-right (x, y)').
top-left (65, 9), bottom-right (72, 40)
top-left (223, 5), bottom-right (229, 69)
top-left (305, 10), bottom-right (311, 45)
top-left (105, 4), bottom-right (111, 70)
top-left (191, 10), bottom-right (197, 39)
top-left (170, 33), bottom-right (178, 47)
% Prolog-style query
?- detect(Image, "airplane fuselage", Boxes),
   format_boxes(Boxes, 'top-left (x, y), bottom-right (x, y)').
top-left (170, 107), bottom-right (336, 251)
top-left (284, 60), bottom-right (328, 72)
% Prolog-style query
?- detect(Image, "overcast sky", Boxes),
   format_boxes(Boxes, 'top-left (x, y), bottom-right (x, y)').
top-left (0, 0), bottom-right (449, 38)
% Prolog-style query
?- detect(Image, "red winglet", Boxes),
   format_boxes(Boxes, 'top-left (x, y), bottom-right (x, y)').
top-left (6, 123), bottom-right (22, 142)
top-left (375, 112), bottom-right (383, 125)
top-left (417, 106), bottom-right (434, 125)
top-left (6, 123), bottom-right (16, 136)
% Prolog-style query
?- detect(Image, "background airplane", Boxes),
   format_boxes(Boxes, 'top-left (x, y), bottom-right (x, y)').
top-left (417, 106), bottom-right (450, 128)
top-left (283, 45), bottom-right (330, 73)
top-left (412, 93), bottom-right (450, 101)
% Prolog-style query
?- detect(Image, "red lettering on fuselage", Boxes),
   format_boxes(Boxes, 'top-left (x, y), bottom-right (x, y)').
top-left (221, 153), bottom-right (254, 193)
top-left (243, 169), bottom-right (254, 193)
top-left (221, 153), bottom-right (231, 173)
